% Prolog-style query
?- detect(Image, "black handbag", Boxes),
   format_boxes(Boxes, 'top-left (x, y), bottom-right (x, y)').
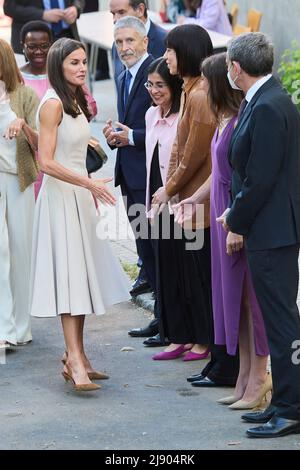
top-left (86, 137), bottom-right (108, 174)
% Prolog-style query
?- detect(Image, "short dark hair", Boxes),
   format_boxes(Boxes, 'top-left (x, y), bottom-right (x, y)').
top-left (129, 0), bottom-right (148, 18)
top-left (147, 57), bottom-right (183, 115)
top-left (20, 20), bottom-right (53, 44)
top-left (166, 24), bottom-right (213, 77)
top-left (47, 38), bottom-right (91, 120)
top-left (201, 52), bottom-right (243, 122)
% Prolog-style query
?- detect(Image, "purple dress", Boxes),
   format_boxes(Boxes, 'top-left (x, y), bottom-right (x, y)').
top-left (210, 117), bottom-right (269, 356)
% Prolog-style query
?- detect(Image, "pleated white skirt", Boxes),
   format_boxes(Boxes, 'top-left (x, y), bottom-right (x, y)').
top-left (29, 176), bottom-right (131, 317)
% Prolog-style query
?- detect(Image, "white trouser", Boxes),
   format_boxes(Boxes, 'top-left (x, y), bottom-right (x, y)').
top-left (0, 172), bottom-right (34, 344)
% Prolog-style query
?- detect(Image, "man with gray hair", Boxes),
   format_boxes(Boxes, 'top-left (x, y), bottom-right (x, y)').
top-left (218, 32), bottom-right (300, 438)
top-left (109, 0), bottom-right (166, 83)
top-left (103, 16), bottom-right (162, 343)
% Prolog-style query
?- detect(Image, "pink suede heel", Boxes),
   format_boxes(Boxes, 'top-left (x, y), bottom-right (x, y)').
top-left (183, 348), bottom-right (210, 361)
top-left (152, 345), bottom-right (186, 360)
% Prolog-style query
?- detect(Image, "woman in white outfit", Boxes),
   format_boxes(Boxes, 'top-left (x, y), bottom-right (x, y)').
top-left (0, 39), bottom-right (39, 350)
top-left (30, 38), bottom-right (130, 391)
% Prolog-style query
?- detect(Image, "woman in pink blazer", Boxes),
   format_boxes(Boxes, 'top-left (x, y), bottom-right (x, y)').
top-left (145, 59), bottom-right (182, 218)
top-left (144, 57), bottom-right (182, 356)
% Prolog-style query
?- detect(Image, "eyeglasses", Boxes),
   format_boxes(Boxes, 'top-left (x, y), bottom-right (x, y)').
top-left (144, 81), bottom-right (168, 91)
top-left (25, 43), bottom-right (51, 52)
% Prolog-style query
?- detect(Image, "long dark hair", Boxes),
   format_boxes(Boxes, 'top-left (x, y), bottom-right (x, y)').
top-left (47, 38), bottom-right (91, 120)
top-left (201, 53), bottom-right (243, 122)
top-left (166, 24), bottom-right (213, 78)
top-left (147, 57), bottom-right (183, 116)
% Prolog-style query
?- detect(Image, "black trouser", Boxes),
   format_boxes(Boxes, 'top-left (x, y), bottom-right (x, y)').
top-left (247, 244), bottom-right (300, 420)
top-left (201, 345), bottom-right (239, 385)
top-left (120, 180), bottom-right (156, 292)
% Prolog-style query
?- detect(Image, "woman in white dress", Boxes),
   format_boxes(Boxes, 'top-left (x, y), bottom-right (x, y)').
top-left (0, 39), bottom-right (39, 350)
top-left (30, 38), bottom-right (130, 391)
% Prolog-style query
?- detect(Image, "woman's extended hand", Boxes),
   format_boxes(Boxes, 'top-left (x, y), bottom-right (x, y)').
top-left (226, 231), bottom-right (243, 256)
top-left (152, 186), bottom-right (170, 205)
top-left (4, 118), bottom-right (25, 139)
top-left (216, 208), bottom-right (230, 231)
top-left (173, 196), bottom-right (197, 225)
top-left (88, 177), bottom-right (116, 205)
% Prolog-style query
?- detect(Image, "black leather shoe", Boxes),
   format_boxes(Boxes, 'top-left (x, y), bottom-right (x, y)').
top-left (247, 416), bottom-right (300, 438)
top-left (143, 334), bottom-right (170, 347)
top-left (130, 279), bottom-right (152, 297)
top-left (187, 373), bottom-right (205, 383)
top-left (241, 404), bottom-right (277, 423)
top-left (191, 377), bottom-right (232, 387)
top-left (128, 325), bottom-right (158, 338)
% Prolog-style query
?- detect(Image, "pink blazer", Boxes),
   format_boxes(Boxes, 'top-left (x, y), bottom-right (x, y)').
top-left (145, 105), bottom-right (179, 215)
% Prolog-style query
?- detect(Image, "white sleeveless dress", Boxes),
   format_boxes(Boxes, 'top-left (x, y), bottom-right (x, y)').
top-left (30, 89), bottom-right (130, 317)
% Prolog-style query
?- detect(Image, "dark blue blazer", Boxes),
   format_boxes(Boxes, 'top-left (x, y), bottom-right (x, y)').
top-left (3, 0), bottom-right (83, 53)
top-left (114, 55), bottom-right (154, 190)
top-left (227, 76), bottom-right (300, 251)
top-left (112, 20), bottom-right (166, 84)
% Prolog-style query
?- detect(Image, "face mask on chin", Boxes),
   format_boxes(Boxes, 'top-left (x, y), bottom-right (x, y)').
top-left (227, 66), bottom-right (242, 91)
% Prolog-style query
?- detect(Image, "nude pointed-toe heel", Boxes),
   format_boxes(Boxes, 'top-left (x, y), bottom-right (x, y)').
top-left (217, 395), bottom-right (241, 405)
top-left (61, 351), bottom-right (109, 380)
top-left (88, 371), bottom-right (109, 380)
top-left (228, 373), bottom-right (273, 410)
top-left (61, 366), bottom-right (101, 392)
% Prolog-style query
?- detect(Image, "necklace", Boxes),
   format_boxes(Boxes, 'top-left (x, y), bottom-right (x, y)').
top-left (161, 106), bottom-right (172, 118)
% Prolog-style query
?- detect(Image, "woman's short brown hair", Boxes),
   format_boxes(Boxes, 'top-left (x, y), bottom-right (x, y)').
top-left (201, 52), bottom-right (243, 122)
top-left (0, 39), bottom-right (23, 92)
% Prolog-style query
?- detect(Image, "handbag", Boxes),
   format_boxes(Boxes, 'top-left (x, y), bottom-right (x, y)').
top-left (86, 136), bottom-right (108, 174)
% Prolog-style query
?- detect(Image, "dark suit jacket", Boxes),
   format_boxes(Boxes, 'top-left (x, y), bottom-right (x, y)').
top-left (114, 55), bottom-right (153, 190)
top-left (112, 20), bottom-right (166, 85)
top-left (227, 76), bottom-right (300, 251)
top-left (4, 0), bottom-right (84, 53)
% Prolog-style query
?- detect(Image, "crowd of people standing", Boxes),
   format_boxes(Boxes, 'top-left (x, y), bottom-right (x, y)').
top-left (1, 0), bottom-right (300, 440)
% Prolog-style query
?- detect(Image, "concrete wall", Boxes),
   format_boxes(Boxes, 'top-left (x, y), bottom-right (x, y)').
top-left (226, 0), bottom-right (300, 69)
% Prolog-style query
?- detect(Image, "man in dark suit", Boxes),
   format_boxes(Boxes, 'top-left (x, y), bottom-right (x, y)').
top-left (109, 0), bottom-right (166, 306)
top-left (109, 0), bottom-right (166, 84)
top-left (4, 0), bottom-right (84, 53)
top-left (103, 16), bottom-right (162, 343)
top-left (218, 32), bottom-right (300, 438)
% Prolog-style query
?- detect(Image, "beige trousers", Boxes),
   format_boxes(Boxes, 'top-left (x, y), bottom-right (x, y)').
top-left (0, 172), bottom-right (34, 344)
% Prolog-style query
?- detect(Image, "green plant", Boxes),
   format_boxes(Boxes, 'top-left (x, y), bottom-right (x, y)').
top-left (121, 261), bottom-right (139, 281)
top-left (278, 40), bottom-right (300, 111)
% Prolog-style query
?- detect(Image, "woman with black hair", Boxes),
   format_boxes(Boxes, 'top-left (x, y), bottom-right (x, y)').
top-left (144, 58), bottom-right (182, 350)
top-left (151, 26), bottom-right (239, 389)
top-left (29, 38), bottom-right (130, 391)
top-left (151, 25), bottom-right (216, 361)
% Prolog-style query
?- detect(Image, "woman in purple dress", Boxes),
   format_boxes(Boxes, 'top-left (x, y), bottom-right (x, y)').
top-left (175, 53), bottom-right (271, 409)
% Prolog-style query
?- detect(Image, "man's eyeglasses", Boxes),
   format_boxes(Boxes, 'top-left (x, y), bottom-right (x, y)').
top-left (25, 43), bottom-right (51, 52)
top-left (144, 81), bottom-right (168, 91)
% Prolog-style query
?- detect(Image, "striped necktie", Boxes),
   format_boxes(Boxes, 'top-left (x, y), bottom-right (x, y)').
top-left (123, 69), bottom-right (132, 107)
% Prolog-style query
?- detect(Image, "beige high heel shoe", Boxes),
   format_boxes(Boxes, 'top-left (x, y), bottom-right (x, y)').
top-left (217, 395), bottom-right (242, 405)
top-left (62, 365), bottom-right (101, 392)
top-left (61, 351), bottom-right (109, 380)
top-left (228, 373), bottom-right (272, 410)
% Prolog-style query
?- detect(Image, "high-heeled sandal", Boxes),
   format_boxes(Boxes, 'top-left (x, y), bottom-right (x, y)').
top-left (61, 365), bottom-right (101, 392)
top-left (228, 373), bottom-right (273, 410)
top-left (61, 351), bottom-right (109, 380)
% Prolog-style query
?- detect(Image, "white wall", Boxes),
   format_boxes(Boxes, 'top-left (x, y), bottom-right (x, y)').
top-left (226, 0), bottom-right (300, 68)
